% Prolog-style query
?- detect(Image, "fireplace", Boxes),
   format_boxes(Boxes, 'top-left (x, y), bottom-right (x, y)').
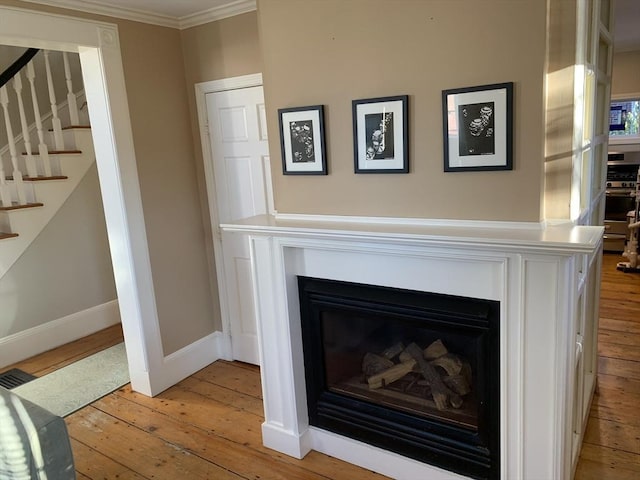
top-left (221, 214), bottom-right (603, 479)
top-left (299, 276), bottom-right (500, 480)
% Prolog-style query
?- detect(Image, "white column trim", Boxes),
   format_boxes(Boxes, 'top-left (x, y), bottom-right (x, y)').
top-left (0, 6), bottom-right (160, 395)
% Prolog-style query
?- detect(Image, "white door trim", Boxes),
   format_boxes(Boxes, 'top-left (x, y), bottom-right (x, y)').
top-left (0, 6), bottom-right (161, 395)
top-left (194, 73), bottom-right (270, 355)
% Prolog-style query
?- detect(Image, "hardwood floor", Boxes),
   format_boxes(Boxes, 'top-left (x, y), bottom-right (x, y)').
top-left (574, 253), bottom-right (640, 480)
top-left (2, 252), bottom-right (638, 479)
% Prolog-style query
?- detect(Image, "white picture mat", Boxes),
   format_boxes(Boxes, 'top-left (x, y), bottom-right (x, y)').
top-left (356, 100), bottom-right (405, 171)
top-left (447, 88), bottom-right (508, 168)
top-left (282, 110), bottom-right (324, 172)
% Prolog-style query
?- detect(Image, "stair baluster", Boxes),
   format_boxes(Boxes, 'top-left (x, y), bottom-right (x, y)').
top-left (43, 51), bottom-right (64, 151)
top-left (26, 59), bottom-right (52, 177)
top-left (0, 85), bottom-right (27, 205)
top-left (0, 151), bottom-right (12, 207)
top-left (63, 52), bottom-right (80, 126)
top-left (0, 49), bottom-right (91, 249)
top-left (12, 71), bottom-right (38, 178)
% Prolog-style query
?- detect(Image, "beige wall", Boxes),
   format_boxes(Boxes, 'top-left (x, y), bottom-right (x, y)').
top-left (180, 12), bottom-right (262, 333)
top-left (181, 12), bottom-right (261, 84)
top-left (258, 0), bottom-right (547, 222)
top-left (612, 50), bottom-right (640, 96)
top-left (116, 20), bottom-right (217, 354)
top-left (0, 0), bottom-right (217, 355)
top-left (0, 44), bottom-right (27, 71)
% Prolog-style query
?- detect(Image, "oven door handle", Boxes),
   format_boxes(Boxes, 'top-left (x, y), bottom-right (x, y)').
top-left (606, 190), bottom-right (636, 197)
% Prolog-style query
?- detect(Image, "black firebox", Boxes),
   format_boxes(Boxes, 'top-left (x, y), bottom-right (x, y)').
top-left (298, 276), bottom-right (500, 480)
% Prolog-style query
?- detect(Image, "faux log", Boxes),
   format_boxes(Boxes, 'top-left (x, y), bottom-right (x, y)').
top-left (381, 341), bottom-right (405, 360)
top-left (424, 339), bottom-right (448, 360)
top-left (367, 359), bottom-right (416, 389)
top-left (362, 353), bottom-right (394, 377)
top-left (431, 353), bottom-right (463, 376)
top-left (443, 374), bottom-right (471, 396)
top-left (398, 350), bottom-right (412, 363)
top-left (406, 342), bottom-right (462, 410)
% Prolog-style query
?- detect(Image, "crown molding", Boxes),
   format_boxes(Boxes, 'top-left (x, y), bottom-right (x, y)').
top-left (18, 0), bottom-right (256, 30)
top-left (179, 0), bottom-right (256, 30)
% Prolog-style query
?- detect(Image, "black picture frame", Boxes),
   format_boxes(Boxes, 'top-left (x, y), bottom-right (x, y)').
top-left (279, 105), bottom-right (327, 175)
top-left (352, 95), bottom-right (408, 173)
top-left (442, 82), bottom-right (513, 172)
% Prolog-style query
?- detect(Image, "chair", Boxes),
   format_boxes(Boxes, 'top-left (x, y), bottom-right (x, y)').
top-left (0, 386), bottom-right (75, 479)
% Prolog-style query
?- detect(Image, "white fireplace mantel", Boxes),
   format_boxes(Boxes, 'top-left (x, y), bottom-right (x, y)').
top-left (221, 214), bottom-right (603, 480)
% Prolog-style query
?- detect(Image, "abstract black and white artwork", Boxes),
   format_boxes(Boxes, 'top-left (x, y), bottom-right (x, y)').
top-left (442, 83), bottom-right (513, 172)
top-left (353, 95), bottom-right (408, 173)
top-left (279, 105), bottom-right (327, 175)
top-left (458, 102), bottom-right (494, 156)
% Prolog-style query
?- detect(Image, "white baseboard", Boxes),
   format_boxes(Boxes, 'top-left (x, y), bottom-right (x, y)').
top-left (309, 427), bottom-right (467, 480)
top-left (262, 422), bottom-right (312, 459)
top-left (142, 330), bottom-right (231, 396)
top-left (0, 299), bottom-right (120, 368)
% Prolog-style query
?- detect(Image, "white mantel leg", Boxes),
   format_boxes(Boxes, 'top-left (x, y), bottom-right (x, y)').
top-left (251, 236), bottom-right (312, 459)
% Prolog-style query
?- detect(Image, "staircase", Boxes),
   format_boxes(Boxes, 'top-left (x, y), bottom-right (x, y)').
top-left (0, 48), bottom-right (93, 279)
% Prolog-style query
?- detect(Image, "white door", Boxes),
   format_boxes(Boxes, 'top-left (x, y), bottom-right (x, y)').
top-left (205, 85), bottom-right (272, 365)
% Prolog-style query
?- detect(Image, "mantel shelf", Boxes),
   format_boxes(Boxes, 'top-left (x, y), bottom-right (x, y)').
top-left (221, 214), bottom-right (604, 255)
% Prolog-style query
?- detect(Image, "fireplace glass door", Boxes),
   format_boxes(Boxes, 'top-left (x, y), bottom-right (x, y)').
top-left (322, 309), bottom-right (480, 430)
top-left (299, 276), bottom-right (500, 480)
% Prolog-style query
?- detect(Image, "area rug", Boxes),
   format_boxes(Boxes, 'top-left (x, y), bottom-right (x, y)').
top-left (12, 343), bottom-right (129, 417)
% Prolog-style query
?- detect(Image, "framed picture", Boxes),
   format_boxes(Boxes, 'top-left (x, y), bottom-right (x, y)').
top-left (442, 82), bottom-right (513, 172)
top-left (353, 95), bottom-right (408, 173)
top-left (279, 105), bottom-right (327, 175)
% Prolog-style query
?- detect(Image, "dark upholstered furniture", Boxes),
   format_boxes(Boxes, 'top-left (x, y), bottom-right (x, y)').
top-left (0, 386), bottom-right (75, 479)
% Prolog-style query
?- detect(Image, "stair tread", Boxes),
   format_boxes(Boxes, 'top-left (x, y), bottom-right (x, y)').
top-left (48, 125), bottom-right (91, 131)
top-left (21, 150), bottom-right (82, 155)
top-left (48, 150), bottom-right (82, 154)
top-left (6, 175), bottom-right (68, 181)
top-left (0, 232), bottom-right (19, 240)
top-left (25, 175), bottom-right (68, 181)
top-left (0, 202), bottom-right (44, 211)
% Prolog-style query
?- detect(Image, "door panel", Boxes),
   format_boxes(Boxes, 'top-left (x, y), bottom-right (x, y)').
top-left (206, 85), bottom-right (270, 365)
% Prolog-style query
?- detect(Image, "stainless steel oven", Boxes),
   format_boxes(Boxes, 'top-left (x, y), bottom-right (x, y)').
top-left (604, 152), bottom-right (640, 251)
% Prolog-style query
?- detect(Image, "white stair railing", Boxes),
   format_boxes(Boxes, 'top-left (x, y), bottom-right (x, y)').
top-left (0, 84), bottom-right (27, 205)
top-left (0, 47), bottom-right (94, 277)
top-left (26, 61), bottom-right (52, 177)
top-left (0, 150), bottom-right (11, 207)
top-left (63, 52), bottom-right (80, 126)
top-left (12, 70), bottom-right (38, 178)
top-left (43, 50), bottom-right (65, 151)
top-left (0, 48), bottom-right (86, 218)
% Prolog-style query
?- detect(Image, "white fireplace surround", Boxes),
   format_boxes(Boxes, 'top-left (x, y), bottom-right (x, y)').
top-left (221, 214), bottom-right (603, 480)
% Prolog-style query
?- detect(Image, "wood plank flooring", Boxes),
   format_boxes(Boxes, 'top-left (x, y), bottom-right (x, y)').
top-left (574, 253), bottom-right (640, 480)
top-left (2, 252), bottom-right (638, 479)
